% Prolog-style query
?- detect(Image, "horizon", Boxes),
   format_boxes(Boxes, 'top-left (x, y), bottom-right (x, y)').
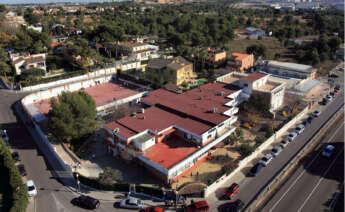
top-left (1, 0), bottom-right (122, 5)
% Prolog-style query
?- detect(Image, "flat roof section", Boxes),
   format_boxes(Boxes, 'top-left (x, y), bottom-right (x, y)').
top-left (33, 82), bottom-right (139, 115)
top-left (143, 134), bottom-right (198, 169)
top-left (256, 81), bottom-right (279, 92)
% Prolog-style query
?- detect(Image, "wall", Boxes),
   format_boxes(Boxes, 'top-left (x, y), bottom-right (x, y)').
top-left (204, 105), bottom-right (309, 197)
top-left (21, 66), bottom-right (117, 91)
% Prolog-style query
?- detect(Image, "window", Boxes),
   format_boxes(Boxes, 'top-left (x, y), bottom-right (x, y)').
top-left (218, 123), bottom-right (224, 128)
top-left (207, 134), bottom-right (212, 139)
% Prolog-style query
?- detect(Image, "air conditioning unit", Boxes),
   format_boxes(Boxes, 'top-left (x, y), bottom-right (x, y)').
top-left (113, 128), bottom-right (120, 134)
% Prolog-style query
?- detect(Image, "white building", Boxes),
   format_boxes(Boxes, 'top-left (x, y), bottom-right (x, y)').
top-left (11, 53), bottom-right (46, 75)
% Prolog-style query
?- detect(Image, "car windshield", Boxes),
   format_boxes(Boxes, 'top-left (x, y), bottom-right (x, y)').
top-left (28, 186), bottom-right (35, 191)
top-left (272, 149), bottom-right (278, 153)
top-left (324, 148), bottom-right (332, 153)
top-left (262, 157), bottom-right (268, 161)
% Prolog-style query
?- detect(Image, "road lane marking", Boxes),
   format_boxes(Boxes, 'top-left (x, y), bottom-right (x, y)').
top-left (297, 146), bottom-right (344, 212)
top-left (268, 122), bottom-right (344, 212)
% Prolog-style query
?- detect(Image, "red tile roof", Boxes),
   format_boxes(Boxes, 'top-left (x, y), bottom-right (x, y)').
top-left (106, 106), bottom-right (212, 138)
top-left (241, 72), bottom-right (267, 83)
top-left (231, 52), bottom-right (251, 61)
top-left (144, 82), bottom-right (238, 125)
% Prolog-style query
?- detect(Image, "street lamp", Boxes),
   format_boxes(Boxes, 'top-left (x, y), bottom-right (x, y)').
top-left (75, 172), bottom-right (80, 193)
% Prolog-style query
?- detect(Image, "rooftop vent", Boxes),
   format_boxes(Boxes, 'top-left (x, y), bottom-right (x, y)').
top-left (218, 91), bottom-right (225, 96)
top-left (212, 107), bottom-right (217, 113)
top-left (141, 108), bottom-right (145, 114)
top-left (112, 128), bottom-right (120, 134)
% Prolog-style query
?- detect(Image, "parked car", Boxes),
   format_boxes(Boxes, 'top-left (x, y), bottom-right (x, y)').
top-left (280, 139), bottom-right (289, 148)
top-left (337, 67), bottom-right (345, 72)
top-left (307, 116), bottom-right (314, 123)
top-left (0, 129), bottom-right (9, 142)
top-left (26, 180), bottom-right (37, 197)
top-left (72, 195), bottom-right (100, 209)
top-left (17, 164), bottom-right (27, 176)
top-left (330, 91), bottom-right (336, 97)
top-left (322, 145), bottom-right (335, 158)
top-left (271, 145), bottom-right (282, 157)
top-left (312, 109), bottom-right (321, 117)
top-left (185, 200), bottom-right (210, 212)
top-left (287, 132), bottom-right (297, 142)
top-left (295, 124), bottom-right (305, 135)
top-left (328, 73), bottom-right (339, 78)
top-left (259, 153), bottom-right (273, 166)
top-left (326, 95), bottom-right (332, 102)
top-left (302, 120), bottom-right (309, 127)
top-left (140, 206), bottom-right (165, 212)
top-left (224, 183), bottom-right (240, 199)
top-left (120, 198), bottom-right (144, 209)
top-left (321, 98), bottom-right (329, 105)
top-left (249, 163), bottom-right (264, 177)
top-left (11, 152), bottom-right (20, 162)
top-left (334, 84), bottom-right (340, 91)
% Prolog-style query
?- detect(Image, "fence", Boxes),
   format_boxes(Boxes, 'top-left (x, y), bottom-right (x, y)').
top-left (245, 103), bottom-right (344, 211)
top-left (203, 106), bottom-right (309, 197)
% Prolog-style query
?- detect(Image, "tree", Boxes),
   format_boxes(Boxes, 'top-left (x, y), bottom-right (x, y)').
top-left (0, 62), bottom-right (11, 76)
top-left (98, 167), bottom-right (123, 184)
top-left (48, 91), bottom-right (97, 142)
top-left (0, 5), bottom-right (6, 13)
top-left (246, 44), bottom-right (267, 59)
top-left (310, 48), bottom-right (320, 65)
top-left (238, 143), bottom-right (255, 158)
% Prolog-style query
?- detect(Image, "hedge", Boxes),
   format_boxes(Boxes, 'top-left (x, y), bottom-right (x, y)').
top-left (0, 139), bottom-right (28, 212)
top-left (74, 173), bottom-right (164, 198)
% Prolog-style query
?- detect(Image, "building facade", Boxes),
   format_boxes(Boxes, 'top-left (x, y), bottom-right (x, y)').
top-left (259, 60), bottom-right (317, 80)
top-left (227, 53), bottom-right (255, 72)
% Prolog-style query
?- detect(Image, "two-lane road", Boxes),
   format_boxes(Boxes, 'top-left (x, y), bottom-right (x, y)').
top-left (262, 115), bottom-right (344, 212)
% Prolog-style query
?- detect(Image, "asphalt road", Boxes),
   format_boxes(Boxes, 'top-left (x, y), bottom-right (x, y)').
top-left (262, 116), bottom-right (344, 212)
top-left (215, 84), bottom-right (344, 210)
top-left (0, 89), bottom-right (135, 212)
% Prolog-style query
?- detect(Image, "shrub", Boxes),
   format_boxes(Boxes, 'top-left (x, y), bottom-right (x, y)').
top-left (235, 128), bottom-right (243, 137)
top-left (254, 135), bottom-right (266, 147)
top-left (238, 143), bottom-right (255, 158)
top-left (0, 139), bottom-right (28, 212)
top-left (98, 167), bottom-right (123, 184)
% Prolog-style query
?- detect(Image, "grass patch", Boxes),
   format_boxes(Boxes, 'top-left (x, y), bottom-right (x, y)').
top-left (226, 38), bottom-right (288, 60)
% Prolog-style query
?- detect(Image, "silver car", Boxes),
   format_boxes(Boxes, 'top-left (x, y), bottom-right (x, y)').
top-left (312, 109), bottom-right (321, 117)
top-left (259, 153), bottom-right (273, 167)
top-left (287, 132), bottom-right (297, 142)
top-left (120, 198), bottom-right (144, 209)
top-left (271, 145), bottom-right (282, 157)
top-left (295, 124), bottom-right (305, 135)
top-left (280, 139), bottom-right (289, 148)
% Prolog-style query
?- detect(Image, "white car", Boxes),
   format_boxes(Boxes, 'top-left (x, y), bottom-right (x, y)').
top-left (322, 145), bottom-right (335, 158)
top-left (120, 198), bottom-right (144, 209)
top-left (280, 139), bottom-right (289, 148)
top-left (287, 132), bottom-right (297, 142)
top-left (26, 180), bottom-right (37, 197)
top-left (0, 129), bottom-right (9, 142)
top-left (259, 153), bottom-right (273, 166)
top-left (295, 124), bottom-right (305, 135)
top-left (271, 145), bottom-right (282, 157)
top-left (326, 95), bottom-right (332, 102)
top-left (312, 109), bottom-right (321, 117)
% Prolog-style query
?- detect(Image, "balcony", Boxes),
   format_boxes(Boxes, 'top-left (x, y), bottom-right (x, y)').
top-left (223, 107), bottom-right (239, 116)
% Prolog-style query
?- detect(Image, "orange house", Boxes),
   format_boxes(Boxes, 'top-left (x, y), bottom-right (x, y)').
top-left (227, 53), bottom-right (254, 72)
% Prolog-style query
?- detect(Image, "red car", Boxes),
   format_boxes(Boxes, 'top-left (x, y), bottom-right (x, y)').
top-left (140, 206), bottom-right (165, 212)
top-left (224, 183), bottom-right (240, 199)
top-left (185, 200), bottom-right (210, 212)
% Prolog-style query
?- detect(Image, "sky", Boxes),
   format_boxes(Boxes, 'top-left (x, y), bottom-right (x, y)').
top-left (1, 0), bottom-right (115, 4)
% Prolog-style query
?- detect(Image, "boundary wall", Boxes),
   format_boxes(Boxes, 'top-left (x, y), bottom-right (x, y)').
top-left (204, 105), bottom-right (309, 197)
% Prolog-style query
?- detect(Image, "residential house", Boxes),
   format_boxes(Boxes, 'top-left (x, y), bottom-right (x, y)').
top-left (207, 48), bottom-right (227, 65)
top-left (258, 60), bottom-right (317, 80)
top-left (51, 36), bottom-right (68, 48)
top-left (108, 41), bottom-right (160, 61)
top-left (11, 53), bottom-right (46, 75)
top-left (217, 71), bottom-right (286, 111)
top-left (245, 27), bottom-right (266, 36)
top-left (147, 56), bottom-right (195, 86)
top-left (4, 11), bottom-right (25, 29)
top-left (227, 53), bottom-right (255, 72)
top-left (104, 81), bottom-right (241, 183)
